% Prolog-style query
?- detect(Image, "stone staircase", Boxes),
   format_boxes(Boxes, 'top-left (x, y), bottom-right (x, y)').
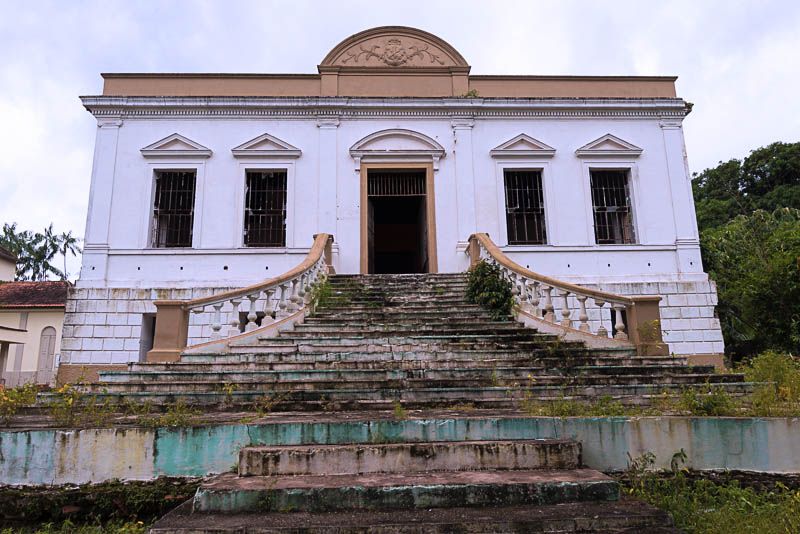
top-left (152, 437), bottom-right (678, 533)
top-left (112, 273), bottom-right (721, 532)
top-left (92, 273), bottom-right (748, 410)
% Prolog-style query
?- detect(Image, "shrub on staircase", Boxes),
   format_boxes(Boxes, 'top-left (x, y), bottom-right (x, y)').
top-left (466, 260), bottom-right (514, 320)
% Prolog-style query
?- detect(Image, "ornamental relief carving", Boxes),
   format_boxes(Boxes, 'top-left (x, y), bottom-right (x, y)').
top-left (340, 38), bottom-right (448, 67)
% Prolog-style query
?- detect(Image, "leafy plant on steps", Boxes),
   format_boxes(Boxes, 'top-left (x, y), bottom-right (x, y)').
top-left (466, 260), bottom-right (514, 320)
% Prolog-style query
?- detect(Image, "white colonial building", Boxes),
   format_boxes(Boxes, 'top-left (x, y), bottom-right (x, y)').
top-left (60, 27), bottom-right (723, 379)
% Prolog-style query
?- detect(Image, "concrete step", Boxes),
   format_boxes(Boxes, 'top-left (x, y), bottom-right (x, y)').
top-left (99, 365), bottom-right (719, 384)
top-left (270, 333), bottom-right (570, 344)
top-left (181, 351), bottom-right (666, 367)
top-left (238, 439), bottom-right (581, 476)
top-left (151, 498), bottom-right (678, 533)
top-left (76, 381), bottom-right (755, 408)
top-left (123, 360), bottom-right (701, 375)
top-left (96, 372), bottom-right (744, 392)
top-left (193, 469), bottom-right (619, 513)
top-left (291, 322), bottom-right (528, 333)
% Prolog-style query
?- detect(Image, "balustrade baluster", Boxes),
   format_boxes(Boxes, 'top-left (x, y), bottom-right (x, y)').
top-left (559, 290), bottom-right (572, 328)
top-left (612, 304), bottom-right (628, 340)
top-left (262, 288), bottom-right (276, 323)
top-left (277, 283), bottom-right (290, 318)
top-left (210, 303), bottom-right (224, 340)
top-left (529, 281), bottom-right (541, 317)
top-left (228, 299), bottom-right (241, 336)
top-left (285, 278), bottom-right (298, 312)
top-left (245, 293), bottom-right (260, 332)
top-left (297, 273), bottom-right (308, 303)
top-left (542, 285), bottom-right (554, 322)
top-left (509, 273), bottom-right (520, 305)
top-left (595, 300), bottom-right (608, 337)
top-left (576, 295), bottom-right (590, 332)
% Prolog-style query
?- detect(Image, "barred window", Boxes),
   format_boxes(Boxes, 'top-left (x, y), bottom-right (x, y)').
top-left (244, 170), bottom-right (287, 247)
top-left (504, 169), bottom-right (547, 245)
top-left (151, 170), bottom-right (196, 248)
top-left (590, 170), bottom-right (636, 244)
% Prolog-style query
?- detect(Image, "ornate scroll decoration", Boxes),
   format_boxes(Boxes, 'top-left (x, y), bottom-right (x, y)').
top-left (342, 38), bottom-right (445, 66)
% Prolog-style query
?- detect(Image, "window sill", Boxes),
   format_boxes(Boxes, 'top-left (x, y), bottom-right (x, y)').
top-left (109, 247), bottom-right (311, 256)
top-left (500, 244), bottom-right (678, 253)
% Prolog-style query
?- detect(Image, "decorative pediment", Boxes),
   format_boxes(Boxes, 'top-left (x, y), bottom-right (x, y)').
top-left (575, 134), bottom-right (643, 157)
top-left (320, 26), bottom-right (469, 69)
top-left (140, 133), bottom-right (212, 158)
top-left (490, 134), bottom-right (556, 158)
top-left (349, 129), bottom-right (446, 170)
top-left (231, 133), bottom-right (301, 159)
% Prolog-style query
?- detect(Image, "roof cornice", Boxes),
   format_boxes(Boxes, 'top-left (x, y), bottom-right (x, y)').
top-left (80, 96), bottom-right (689, 120)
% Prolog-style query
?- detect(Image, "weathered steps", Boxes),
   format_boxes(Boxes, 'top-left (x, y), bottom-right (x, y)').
top-left (151, 498), bottom-right (679, 533)
top-left (238, 439), bottom-right (581, 476)
top-left (182, 349), bottom-right (670, 365)
top-left (94, 372), bottom-right (745, 393)
top-left (98, 364), bottom-right (723, 384)
top-left (193, 469), bottom-right (619, 513)
top-left (76, 381), bottom-right (754, 409)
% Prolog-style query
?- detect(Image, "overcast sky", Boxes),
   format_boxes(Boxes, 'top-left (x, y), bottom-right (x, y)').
top-left (1, 0), bottom-right (798, 276)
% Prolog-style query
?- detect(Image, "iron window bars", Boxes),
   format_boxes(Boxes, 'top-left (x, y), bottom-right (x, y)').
top-left (151, 170), bottom-right (196, 248)
top-left (504, 170), bottom-right (547, 245)
top-left (244, 170), bottom-right (288, 247)
top-left (590, 170), bottom-right (636, 244)
top-left (367, 170), bottom-right (426, 197)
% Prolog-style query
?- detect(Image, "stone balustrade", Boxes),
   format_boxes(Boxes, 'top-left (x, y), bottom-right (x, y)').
top-left (467, 233), bottom-right (667, 355)
top-left (146, 234), bottom-right (334, 362)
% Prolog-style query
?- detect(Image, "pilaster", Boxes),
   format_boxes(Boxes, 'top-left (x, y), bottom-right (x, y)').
top-left (81, 118), bottom-right (122, 281)
top-left (317, 116), bottom-right (340, 236)
top-left (451, 117), bottom-right (477, 251)
top-left (660, 118), bottom-right (701, 272)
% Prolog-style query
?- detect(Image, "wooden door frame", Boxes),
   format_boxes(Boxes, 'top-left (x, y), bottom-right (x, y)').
top-left (360, 162), bottom-right (438, 274)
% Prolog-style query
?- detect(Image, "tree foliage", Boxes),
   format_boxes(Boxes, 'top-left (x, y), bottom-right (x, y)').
top-left (693, 141), bottom-right (800, 230)
top-left (0, 223), bottom-right (82, 281)
top-left (693, 142), bottom-right (800, 359)
top-left (701, 208), bottom-right (800, 358)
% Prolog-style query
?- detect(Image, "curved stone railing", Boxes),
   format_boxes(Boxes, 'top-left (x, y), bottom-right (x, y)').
top-left (146, 234), bottom-right (334, 362)
top-left (468, 233), bottom-right (667, 355)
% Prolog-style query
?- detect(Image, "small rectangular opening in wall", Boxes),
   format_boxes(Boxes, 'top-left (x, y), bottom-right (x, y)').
top-left (139, 313), bottom-right (156, 362)
top-left (237, 311), bottom-right (269, 332)
top-left (610, 308), bottom-right (628, 337)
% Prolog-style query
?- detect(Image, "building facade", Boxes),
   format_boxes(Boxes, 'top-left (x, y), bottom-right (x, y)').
top-left (60, 27), bottom-right (723, 377)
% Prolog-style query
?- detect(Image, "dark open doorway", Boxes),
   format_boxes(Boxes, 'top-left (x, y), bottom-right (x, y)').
top-left (367, 169), bottom-right (428, 274)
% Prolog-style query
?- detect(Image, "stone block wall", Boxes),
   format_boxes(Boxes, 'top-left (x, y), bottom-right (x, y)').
top-left (60, 286), bottom-right (258, 365)
top-left (590, 279), bottom-right (724, 356)
top-left (60, 276), bottom-right (724, 365)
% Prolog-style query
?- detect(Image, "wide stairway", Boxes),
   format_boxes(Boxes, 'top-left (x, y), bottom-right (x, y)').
top-left (122, 273), bottom-right (737, 532)
top-left (152, 437), bottom-right (678, 533)
top-left (95, 273), bottom-right (748, 409)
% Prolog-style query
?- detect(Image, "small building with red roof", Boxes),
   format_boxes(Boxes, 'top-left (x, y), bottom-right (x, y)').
top-left (0, 270), bottom-right (70, 386)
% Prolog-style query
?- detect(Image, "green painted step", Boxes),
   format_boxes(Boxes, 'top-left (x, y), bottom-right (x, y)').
top-left (238, 439), bottom-right (581, 476)
top-left (193, 469), bottom-right (619, 513)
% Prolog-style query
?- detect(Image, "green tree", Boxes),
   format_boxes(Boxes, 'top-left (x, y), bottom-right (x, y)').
top-left (693, 141), bottom-right (800, 231)
top-left (57, 230), bottom-right (82, 280)
top-left (0, 223), bottom-right (80, 281)
top-left (701, 208), bottom-right (800, 359)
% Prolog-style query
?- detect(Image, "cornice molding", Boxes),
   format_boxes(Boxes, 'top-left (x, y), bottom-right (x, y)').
top-left (140, 133), bottom-right (212, 159)
top-left (231, 132), bottom-right (301, 159)
top-left (575, 133), bottom-right (643, 158)
top-left (490, 133), bottom-right (556, 158)
top-left (82, 96), bottom-right (688, 121)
